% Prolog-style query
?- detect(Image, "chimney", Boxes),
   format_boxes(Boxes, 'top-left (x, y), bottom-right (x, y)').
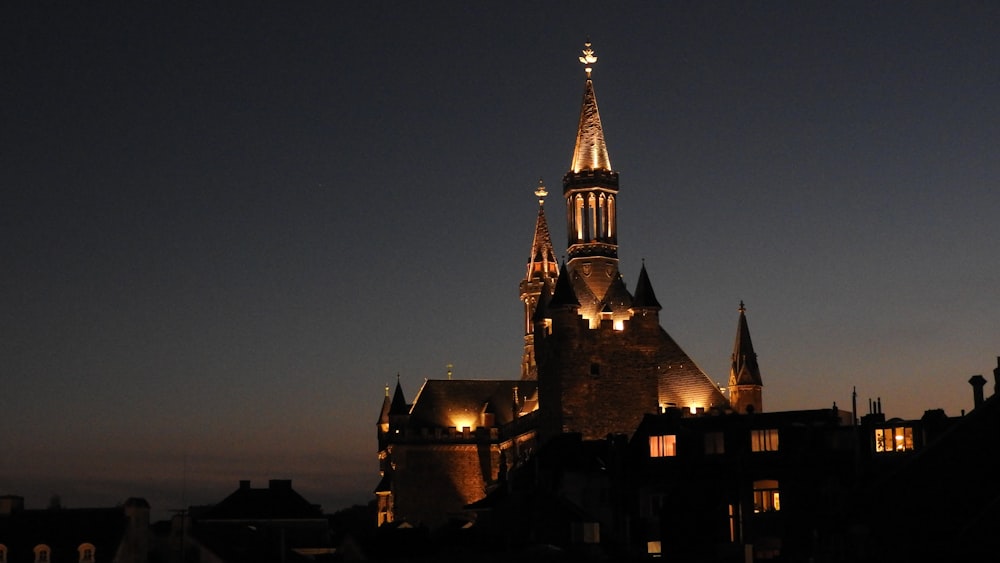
top-left (239, 480), bottom-right (251, 490)
top-left (993, 356), bottom-right (1000, 396)
top-left (969, 374), bottom-right (987, 408)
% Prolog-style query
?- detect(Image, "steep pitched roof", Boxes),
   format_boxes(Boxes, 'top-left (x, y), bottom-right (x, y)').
top-left (525, 180), bottom-right (558, 282)
top-left (631, 262), bottom-right (661, 310)
top-left (548, 261), bottom-right (580, 308)
top-left (199, 480), bottom-right (324, 521)
top-left (570, 46), bottom-right (611, 173)
top-left (389, 378), bottom-right (409, 415)
top-left (730, 301), bottom-right (762, 386)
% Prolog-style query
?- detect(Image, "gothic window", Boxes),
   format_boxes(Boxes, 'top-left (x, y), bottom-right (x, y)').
top-left (574, 195), bottom-right (584, 240)
top-left (608, 195), bottom-right (616, 239)
top-left (597, 193), bottom-right (606, 239)
top-left (874, 426), bottom-right (914, 453)
top-left (649, 434), bottom-right (677, 457)
top-left (753, 479), bottom-right (781, 512)
top-left (751, 428), bottom-right (779, 452)
top-left (587, 193), bottom-right (597, 240)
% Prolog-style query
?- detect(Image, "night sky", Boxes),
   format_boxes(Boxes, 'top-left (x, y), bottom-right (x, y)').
top-left (3, 2), bottom-right (999, 520)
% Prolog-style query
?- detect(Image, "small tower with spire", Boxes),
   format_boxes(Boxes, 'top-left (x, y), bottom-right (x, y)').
top-left (563, 40), bottom-right (623, 324)
top-left (729, 301), bottom-right (764, 413)
top-left (520, 179), bottom-right (559, 379)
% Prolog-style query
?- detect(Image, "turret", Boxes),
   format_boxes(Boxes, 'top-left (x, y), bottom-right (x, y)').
top-left (728, 301), bottom-right (763, 413)
top-left (520, 180), bottom-right (559, 379)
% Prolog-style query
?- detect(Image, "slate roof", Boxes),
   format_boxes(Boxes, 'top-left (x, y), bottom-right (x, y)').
top-left (407, 379), bottom-right (539, 429)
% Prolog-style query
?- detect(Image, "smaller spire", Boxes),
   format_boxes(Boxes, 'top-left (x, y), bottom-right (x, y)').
top-left (549, 261), bottom-right (581, 308)
top-left (632, 262), bottom-right (662, 310)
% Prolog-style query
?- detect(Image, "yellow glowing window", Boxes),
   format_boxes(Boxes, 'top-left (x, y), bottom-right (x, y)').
top-left (751, 428), bottom-right (779, 452)
top-left (753, 479), bottom-right (780, 513)
top-left (649, 434), bottom-right (677, 457)
top-left (874, 426), bottom-right (915, 453)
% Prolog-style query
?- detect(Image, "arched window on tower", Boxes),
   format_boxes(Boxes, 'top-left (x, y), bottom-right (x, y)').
top-left (608, 195), bottom-right (618, 241)
top-left (574, 194), bottom-right (584, 241)
top-left (597, 193), bottom-right (607, 240)
top-left (587, 193), bottom-right (597, 240)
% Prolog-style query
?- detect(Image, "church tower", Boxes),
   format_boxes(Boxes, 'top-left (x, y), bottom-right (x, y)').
top-left (562, 42), bottom-right (631, 325)
top-left (520, 180), bottom-right (558, 380)
top-left (728, 301), bottom-right (764, 413)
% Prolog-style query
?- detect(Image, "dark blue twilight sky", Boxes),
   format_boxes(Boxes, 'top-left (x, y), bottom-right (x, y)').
top-left (3, 2), bottom-right (999, 519)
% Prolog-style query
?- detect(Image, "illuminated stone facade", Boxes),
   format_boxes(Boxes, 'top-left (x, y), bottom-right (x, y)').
top-left (375, 42), bottom-right (757, 529)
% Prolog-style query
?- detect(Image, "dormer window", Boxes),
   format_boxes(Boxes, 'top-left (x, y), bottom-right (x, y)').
top-left (1, 544), bottom-right (8, 563)
top-left (34, 545), bottom-right (51, 563)
top-left (78, 543), bottom-right (95, 563)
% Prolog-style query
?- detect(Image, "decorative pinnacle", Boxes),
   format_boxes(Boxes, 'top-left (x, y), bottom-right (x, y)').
top-left (579, 39), bottom-right (597, 77)
top-left (739, 300), bottom-right (746, 314)
top-left (534, 178), bottom-right (548, 205)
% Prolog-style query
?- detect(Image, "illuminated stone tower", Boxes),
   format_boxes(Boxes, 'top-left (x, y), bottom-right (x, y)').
top-left (520, 180), bottom-right (559, 380)
top-left (728, 301), bottom-right (764, 413)
top-left (562, 41), bottom-right (631, 325)
top-left (533, 43), bottom-right (728, 442)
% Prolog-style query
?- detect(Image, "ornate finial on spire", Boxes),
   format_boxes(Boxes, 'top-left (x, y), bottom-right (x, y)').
top-left (739, 300), bottom-right (746, 314)
top-left (385, 383), bottom-right (389, 397)
top-left (579, 39), bottom-right (597, 77)
top-left (446, 363), bottom-right (453, 379)
top-left (535, 178), bottom-right (548, 205)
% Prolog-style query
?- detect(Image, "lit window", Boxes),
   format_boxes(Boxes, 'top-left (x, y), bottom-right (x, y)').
top-left (874, 426), bottom-right (915, 453)
top-left (78, 544), bottom-right (95, 563)
top-left (34, 545), bottom-right (51, 563)
top-left (753, 480), bottom-right (781, 513)
top-left (704, 432), bottom-right (725, 454)
top-left (751, 428), bottom-right (779, 452)
top-left (649, 434), bottom-right (677, 457)
top-left (647, 540), bottom-right (662, 557)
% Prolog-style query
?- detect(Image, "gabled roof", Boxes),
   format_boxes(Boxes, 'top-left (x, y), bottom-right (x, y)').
top-left (731, 301), bottom-right (762, 386)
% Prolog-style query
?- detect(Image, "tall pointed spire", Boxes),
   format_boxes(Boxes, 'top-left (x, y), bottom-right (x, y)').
top-left (521, 180), bottom-right (559, 379)
top-left (631, 261), bottom-right (662, 310)
top-left (571, 41), bottom-right (612, 174)
top-left (563, 40), bottom-right (621, 322)
top-left (728, 301), bottom-right (764, 413)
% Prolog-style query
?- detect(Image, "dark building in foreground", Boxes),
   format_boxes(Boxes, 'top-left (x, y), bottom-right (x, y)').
top-left (0, 496), bottom-right (149, 563)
